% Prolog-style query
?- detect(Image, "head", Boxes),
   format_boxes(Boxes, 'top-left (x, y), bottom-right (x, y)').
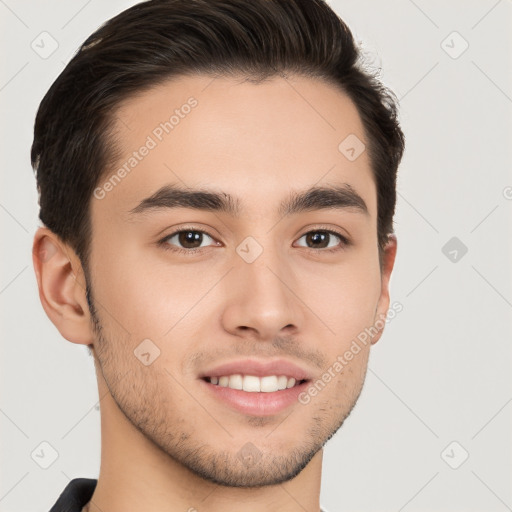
top-left (32, 0), bottom-right (404, 488)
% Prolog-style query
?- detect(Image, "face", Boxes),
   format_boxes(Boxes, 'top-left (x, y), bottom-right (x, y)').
top-left (85, 74), bottom-right (395, 487)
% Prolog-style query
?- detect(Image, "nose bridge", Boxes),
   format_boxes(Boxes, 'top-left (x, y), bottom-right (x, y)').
top-left (220, 233), bottom-right (303, 339)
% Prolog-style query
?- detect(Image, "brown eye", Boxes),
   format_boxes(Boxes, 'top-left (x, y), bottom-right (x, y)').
top-left (161, 230), bottom-right (216, 251)
top-left (305, 231), bottom-right (330, 249)
top-left (295, 230), bottom-right (349, 251)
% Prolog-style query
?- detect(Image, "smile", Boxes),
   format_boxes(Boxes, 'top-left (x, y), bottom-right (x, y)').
top-left (205, 374), bottom-right (306, 392)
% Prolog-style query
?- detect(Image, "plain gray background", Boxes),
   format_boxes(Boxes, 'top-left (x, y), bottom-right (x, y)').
top-left (1, 1), bottom-right (511, 511)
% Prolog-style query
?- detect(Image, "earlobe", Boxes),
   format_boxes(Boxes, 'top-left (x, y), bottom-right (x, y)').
top-left (32, 227), bottom-right (94, 345)
top-left (371, 234), bottom-right (398, 345)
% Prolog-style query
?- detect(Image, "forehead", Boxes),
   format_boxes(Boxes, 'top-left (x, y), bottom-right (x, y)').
top-left (95, 73), bottom-right (376, 221)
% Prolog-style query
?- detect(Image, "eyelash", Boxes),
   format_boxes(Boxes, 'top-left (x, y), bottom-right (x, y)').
top-left (157, 226), bottom-right (351, 255)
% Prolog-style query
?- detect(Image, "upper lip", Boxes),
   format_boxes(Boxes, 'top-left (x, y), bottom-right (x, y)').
top-left (199, 358), bottom-right (312, 381)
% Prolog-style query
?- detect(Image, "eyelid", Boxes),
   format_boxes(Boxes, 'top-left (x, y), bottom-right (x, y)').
top-left (297, 224), bottom-right (350, 242)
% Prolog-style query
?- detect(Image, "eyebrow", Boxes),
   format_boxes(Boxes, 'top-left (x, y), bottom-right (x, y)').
top-left (128, 183), bottom-right (369, 218)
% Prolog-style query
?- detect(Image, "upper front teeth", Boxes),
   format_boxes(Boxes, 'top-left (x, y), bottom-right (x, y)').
top-left (209, 374), bottom-right (297, 392)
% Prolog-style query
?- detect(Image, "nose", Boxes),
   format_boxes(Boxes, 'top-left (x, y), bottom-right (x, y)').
top-left (220, 245), bottom-right (305, 342)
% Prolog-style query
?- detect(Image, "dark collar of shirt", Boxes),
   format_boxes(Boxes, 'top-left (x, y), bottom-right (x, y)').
top-left (48, 477), bottom-right (330, 511)
top-left (49, 478), bottom-right (96, 512)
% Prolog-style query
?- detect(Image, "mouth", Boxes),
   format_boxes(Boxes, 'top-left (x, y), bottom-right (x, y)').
top-left (203, 374), bottom-right (308, 392)
top-left (198, 359), bottom-right (313, 416)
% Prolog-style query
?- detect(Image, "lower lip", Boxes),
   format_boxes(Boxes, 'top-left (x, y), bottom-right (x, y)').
top-left (200, 379), bottom-right (310, 416)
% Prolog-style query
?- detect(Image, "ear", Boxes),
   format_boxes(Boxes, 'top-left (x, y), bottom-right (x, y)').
top-left (32, 226), bottom-right (94, 345)
top-left (370, 234), bottom-right (398, 345)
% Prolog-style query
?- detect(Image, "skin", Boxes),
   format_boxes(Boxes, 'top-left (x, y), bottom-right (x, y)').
top-left (32, 74), bottom-right (397, 512)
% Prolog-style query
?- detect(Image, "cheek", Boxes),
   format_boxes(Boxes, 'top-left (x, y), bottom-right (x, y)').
top-left (335, 351), bottom-right (370, 401)
top-left (295, 252), bottom-right (381, 345)
top-left (90, 237), bottom-right (219, 339)
top-left (89, 234), bottom-right (161, 335)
